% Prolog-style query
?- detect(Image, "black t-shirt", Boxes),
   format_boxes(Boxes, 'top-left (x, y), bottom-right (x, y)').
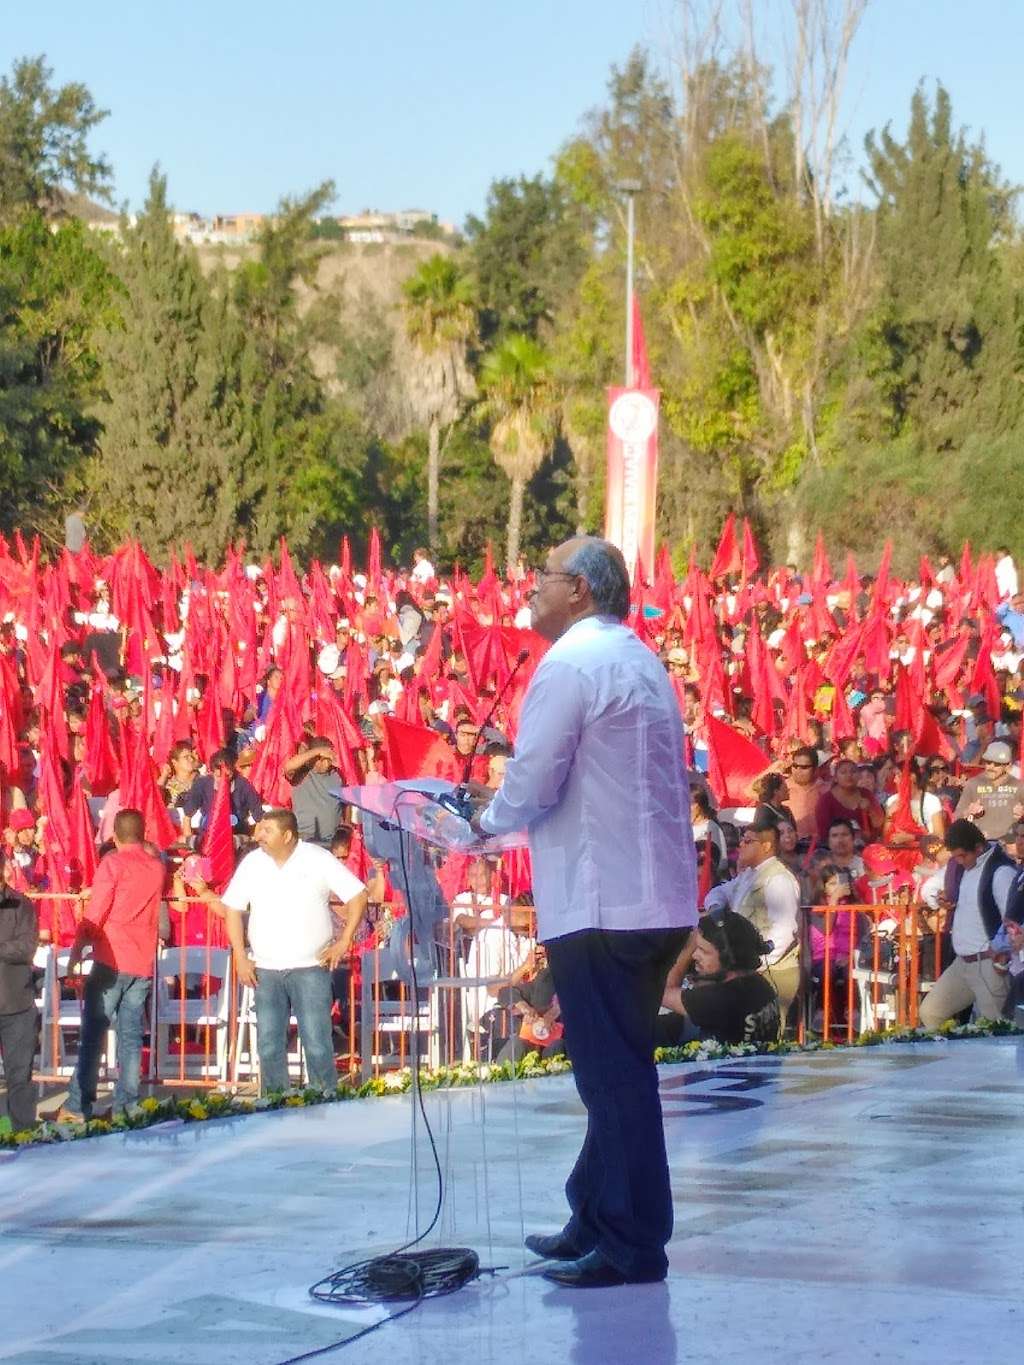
top-left (681, 972), bottom-right (780, 1046)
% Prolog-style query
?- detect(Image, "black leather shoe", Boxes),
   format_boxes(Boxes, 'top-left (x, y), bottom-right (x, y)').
top-left (524, 1231), bottom-right (581, 1261)
top-left (542, 1249), bottom-right (665, 1288)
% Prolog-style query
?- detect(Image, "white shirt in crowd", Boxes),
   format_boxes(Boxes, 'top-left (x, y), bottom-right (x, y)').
top-left (221, 841), bottom-right (365, 970)
top-left (995, 553), bottom-right (1018, 601)
top-left (703, 863), bottom-right (800, 966)
top-left (885, 789), bottom-right (942, 830)
top-left (950, 846), bottom-right (1015, 957)
top-left (451, 890), bottom-right (509, 925)
top-left (410, 557), bottom-right (435, 584)
top-left (480, 614), bottom-right (698, 941)
top-left (691, 818), bottom-right (728, 864)
top-left (463, 925), bottom-right (531, 1034)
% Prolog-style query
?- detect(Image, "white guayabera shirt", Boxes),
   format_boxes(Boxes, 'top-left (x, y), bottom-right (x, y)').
top-left (480, 614), bottom-right (699, 942)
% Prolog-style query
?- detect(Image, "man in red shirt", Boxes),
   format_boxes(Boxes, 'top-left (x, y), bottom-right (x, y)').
top-left (60, 809), bottom-right (165, 1120)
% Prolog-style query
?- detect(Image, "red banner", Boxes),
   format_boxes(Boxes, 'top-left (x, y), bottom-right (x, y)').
top-left (604, 387), bottom-right (659, 580)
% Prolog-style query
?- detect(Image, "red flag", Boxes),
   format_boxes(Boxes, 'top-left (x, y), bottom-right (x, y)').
top-left (830, 684), bottom-right (857, 742)
top-left (697, 828), bottom-right (714, 910)
top-left (203, 773), bottom-right (235, 892)
top-left (380, 716), bottom-right (460, 782)
top-left (122, 731), bottom-right (178, 850)
top-left (740, 519), bottom-right (759, 580)
top-left (888, 759), bottom-right (927, 838)
top-left (0, 651), bottom-right (21, 778)
top-left (38, 735), bottom-right (72, 892)
top-left (709, 514), bottom-right (740, 580)
top-left (704, 713), bottom-right (770, 807)
top-left (250, 687), bottom-right (303, 808)
top-left (84, 675), bottom-right (119, 797)
top-left (195, 680), bottom-right (226, 766)
top-left (630, 295), bottom-right (652, 389)
top-left (67, 767), bottom-right (98, 891)
top-left (932, 630), bottom-right (971, 692)
top-left (368, 526), bottom-right (382, 589)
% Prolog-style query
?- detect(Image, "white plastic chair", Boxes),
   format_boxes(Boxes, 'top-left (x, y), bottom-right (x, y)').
top-left (153, 947), bottom-right (232, 1082)
top-left (35, 948), bottom-right (110, 1077)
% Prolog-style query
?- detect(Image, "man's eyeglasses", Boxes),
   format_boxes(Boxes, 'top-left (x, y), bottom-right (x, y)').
top-left (791, 763), bottom-right (814, 771)
top-left (533, 569), bottom-right (578, 587)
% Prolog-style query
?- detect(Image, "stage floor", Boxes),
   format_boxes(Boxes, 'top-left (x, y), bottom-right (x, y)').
top-left (2, 1039), bottom-right (1023, 1365)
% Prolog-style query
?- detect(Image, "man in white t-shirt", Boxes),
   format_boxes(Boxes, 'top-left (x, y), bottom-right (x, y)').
top-left (410, 547), bottom-right (435, 584)
top-left (195, 809), bottom-right (366, 1093)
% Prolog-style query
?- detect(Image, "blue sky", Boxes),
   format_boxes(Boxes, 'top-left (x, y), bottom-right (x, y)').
top-left (5, 1), bottom-right (1022, 225)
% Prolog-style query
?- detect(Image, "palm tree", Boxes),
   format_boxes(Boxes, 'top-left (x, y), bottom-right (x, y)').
top-left (401, 255), bottom-right (475, 550)
top-left (479, 333), bottom-right (557, 570)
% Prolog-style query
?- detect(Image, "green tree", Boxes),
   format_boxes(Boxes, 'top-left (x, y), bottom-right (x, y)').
top-left (861, 82), bottom-right (1021, 450)
top-left (478, 333), bottom-right (558, 569)
top-left (0, 212), bottom-right (116, 536)
top-left (0, 56), bottom-right (112, 224)
top-left (231, 183), bottom-right (372, 554)
top-left (401, 253), bottom-right (475, 550)
top-left (89, 171), bottom-right (250, 557)
top-left (466, 174), bottom-right (590, 342)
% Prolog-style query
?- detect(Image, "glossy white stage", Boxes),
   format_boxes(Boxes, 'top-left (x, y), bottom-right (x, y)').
top-left (2, 1039), bottom-right (1022, 1365)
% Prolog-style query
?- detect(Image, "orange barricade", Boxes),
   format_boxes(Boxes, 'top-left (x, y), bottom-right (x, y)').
top-left (804, 902), bottom-right (939, 1042)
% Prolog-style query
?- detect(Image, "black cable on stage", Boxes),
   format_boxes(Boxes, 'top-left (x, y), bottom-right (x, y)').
top-left (275, 789), bottom-right (495, 1365)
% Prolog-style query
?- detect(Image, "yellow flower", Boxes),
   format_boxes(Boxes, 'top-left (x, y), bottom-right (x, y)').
top-left (284, 1095), bottom-right (305, 1107)
top-left (187, 1101), bottom-right (208, 1121)
top-left (140, 1097), bottom-right (161, 1113)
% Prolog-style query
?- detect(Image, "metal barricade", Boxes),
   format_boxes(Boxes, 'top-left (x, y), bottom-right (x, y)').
top-left (804, 902), bottom-right (938, 1042)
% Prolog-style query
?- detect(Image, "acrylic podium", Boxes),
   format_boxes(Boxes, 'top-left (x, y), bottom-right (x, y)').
top-left (339, 779), bottom-right (529, 1077)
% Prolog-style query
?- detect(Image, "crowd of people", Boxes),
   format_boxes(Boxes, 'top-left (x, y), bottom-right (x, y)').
top-left (2, 522), bottom-right (1024, 1132)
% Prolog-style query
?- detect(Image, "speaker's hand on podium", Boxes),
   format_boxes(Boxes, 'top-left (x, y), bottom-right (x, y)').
top-left (466, 784), bottom-right (494, 839)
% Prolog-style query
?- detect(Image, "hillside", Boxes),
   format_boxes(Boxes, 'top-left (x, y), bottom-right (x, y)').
top-left (194, 236), bottom-right (453, 441)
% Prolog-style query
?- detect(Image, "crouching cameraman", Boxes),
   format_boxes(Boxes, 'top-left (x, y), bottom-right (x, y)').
top-left (655, 911), bottom-right (780, 1047)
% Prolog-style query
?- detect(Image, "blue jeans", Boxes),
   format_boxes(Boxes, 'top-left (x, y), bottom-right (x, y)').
top-left (67, 965), bottom-right (151, 1117)
top-left (254, 966), bottom-right (336, 1093)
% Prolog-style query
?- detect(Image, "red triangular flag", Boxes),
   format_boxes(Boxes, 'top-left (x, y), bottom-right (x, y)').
top-left (630, 295), bottom-right (652, 389)
top-left (704, 713), bottom-right (770, 806)
top-left (203, 773), bottom-right (235, 892)
top-left (709, 514), bottom-right (740, 580)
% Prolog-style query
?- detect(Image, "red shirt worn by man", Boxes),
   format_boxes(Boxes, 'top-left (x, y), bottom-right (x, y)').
top-left (81, 844), bottom-right (165, 976)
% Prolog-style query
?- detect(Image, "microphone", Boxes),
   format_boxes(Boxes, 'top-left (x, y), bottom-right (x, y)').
top-left (435, 648), bottom-right (530, 821)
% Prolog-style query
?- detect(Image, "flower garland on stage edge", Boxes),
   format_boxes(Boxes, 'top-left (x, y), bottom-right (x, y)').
top-left (6, 1017), bottom-right (1022, 1152)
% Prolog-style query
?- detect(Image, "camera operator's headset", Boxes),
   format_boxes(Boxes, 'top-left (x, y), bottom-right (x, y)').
top-left (703, 907), bottom-right (773, 976)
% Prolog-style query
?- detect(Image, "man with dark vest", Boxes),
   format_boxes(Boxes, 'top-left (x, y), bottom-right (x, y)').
top-left (919, 819), bottom-right (1019, 1029)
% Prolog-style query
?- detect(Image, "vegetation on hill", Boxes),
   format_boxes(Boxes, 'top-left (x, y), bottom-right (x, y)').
top-left (1, 11), bottom-right (1023, 573)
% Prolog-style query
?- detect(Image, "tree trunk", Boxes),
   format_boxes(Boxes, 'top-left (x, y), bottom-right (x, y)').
top-left (506, 473), bottom-right (525, 572)
top-left (427, 414), bottom-right (440, 551)
top-left (575, 460), bottom-right (590, 533)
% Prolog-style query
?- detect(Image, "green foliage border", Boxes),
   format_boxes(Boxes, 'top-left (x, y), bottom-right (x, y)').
top-left (5, 1017), bottom-right (1020, 1152)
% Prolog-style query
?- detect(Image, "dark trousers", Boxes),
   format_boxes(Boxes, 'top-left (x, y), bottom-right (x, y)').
top-left (0, 1007), bottom-right (38, 1131)
top-left (545, 927), bottom-right (687, 1279)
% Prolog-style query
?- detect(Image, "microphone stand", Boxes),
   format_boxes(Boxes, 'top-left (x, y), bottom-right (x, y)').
top-left (434, 649), bottom-right (530, 822)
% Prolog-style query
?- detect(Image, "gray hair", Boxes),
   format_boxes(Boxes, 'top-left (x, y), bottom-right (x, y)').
top-left (562, 537), bottom-right (630, 619)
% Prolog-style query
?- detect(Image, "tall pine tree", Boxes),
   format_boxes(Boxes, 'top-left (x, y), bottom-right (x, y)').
top-left (90, 171), bottom-right (247, 557)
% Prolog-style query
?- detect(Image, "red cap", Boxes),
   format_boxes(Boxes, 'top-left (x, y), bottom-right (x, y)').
top-left (8, 809), bottom-right (35, 832)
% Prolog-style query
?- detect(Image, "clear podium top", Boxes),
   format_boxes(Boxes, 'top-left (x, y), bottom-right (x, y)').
top-left (339, 780), bottom-right (529, 853)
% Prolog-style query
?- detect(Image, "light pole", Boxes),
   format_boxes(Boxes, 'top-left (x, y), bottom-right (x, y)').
top-left (617, 179), bottom-right (642, 387)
